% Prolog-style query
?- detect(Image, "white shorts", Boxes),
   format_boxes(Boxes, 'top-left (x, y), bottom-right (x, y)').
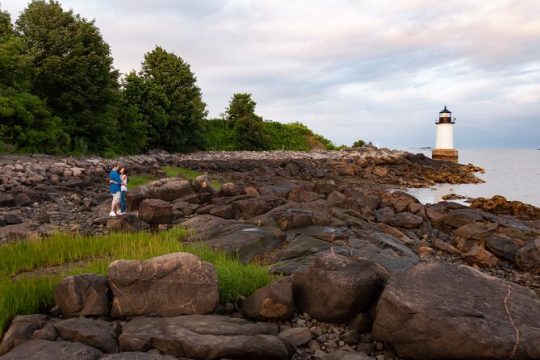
top-left (111, 192), bottom-right (121, 204)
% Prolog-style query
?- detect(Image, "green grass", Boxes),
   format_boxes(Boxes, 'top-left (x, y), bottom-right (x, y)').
top-left (129, 174), bottom-right (159, 189)
top-left (0, 228), bottom-right (273, 331)
top-left (163, 166), bottom-right (222, 190)
top-left (128, 166), bottom-right (222, 191)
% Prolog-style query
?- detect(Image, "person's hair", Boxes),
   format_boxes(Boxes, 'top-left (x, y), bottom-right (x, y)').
top-left (120, 167), bottom-right (127, 175)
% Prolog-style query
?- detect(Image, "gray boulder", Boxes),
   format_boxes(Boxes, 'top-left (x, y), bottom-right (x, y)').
top-left (108, 252), bottom-right (218, 317)
top-left (292, 253), bottom-right (388, 323)
top-left (54, 274), bottom-right (111, 318)
top-left (119, 315), bottom-right (294, 360)
top-left (373, 263), bottom-right (540, 359)
top-left (0, 340), bottom-right (101, 360)
top-left (107, 214), bottom-right (149, 233)
top-left (53, 317), bottom-right (118, 353)
top-left (138, 199), bottom-right (172, 225)
top-left (242, 278), bottom-right (294, 321)
top-left (0, 314), bottom-right (48, 355)
top-left (153, 180), bottom-right (194, 202)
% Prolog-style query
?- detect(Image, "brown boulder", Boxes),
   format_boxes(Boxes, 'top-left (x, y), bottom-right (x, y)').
top-left (220, 182), bottom-right (242, 196)
top-left (515, 239), bottom-right (540, 274)
top-left (292, 253), bottom-right (388, 323)
top-left (54, 274), bottom-right (111, 318)
top-left (138, 199), bottom-right (172, 224)
top-left (0, 340), bottom-right (102, 360)
top-left (53, 317), bottom-right (118, 353)
top-left (0, 314), bottom-right (48, 355)
top-left (153, 180), bottom-right (194, 202)
top-left (242, 278), bottom-right (294, 321)
top-left (231, 197), bottom-right (273, 219)
top-left (108, 252), bottom-right (218, 317)
top-left (107, 214), bottom-right (148, 233)
top-left (373, 263), bottom-right (540, 359)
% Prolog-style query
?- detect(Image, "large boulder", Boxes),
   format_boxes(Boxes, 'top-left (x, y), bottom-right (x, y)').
top-left (0, 340), bottom-right (101, 360)
top-left (108, 252), bottom-right (218, 317)
top-left (54, 274), bottom-right (111, 318)
top-left (153, 180), bottom-right (194, 202)
top-left (53, 317), bottom-right (118, 353)
top-left (0, 314), bottom-right (48, 355)
top-left (242, 278), bottom-right (294, 321)
top-left (138, 199), bottom-right (172, 225)
top-left (292, 253), bottom-right (388, 323)
top-left (107, 214), bottom-right (149, 233)
top-left (373, 263), bottom-right (540, 359)
top-left (119, 315), bottom-right (294, 360)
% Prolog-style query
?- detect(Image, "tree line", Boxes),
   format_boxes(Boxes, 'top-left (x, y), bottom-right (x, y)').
top-left (0, 1), bottom-right (359, 155)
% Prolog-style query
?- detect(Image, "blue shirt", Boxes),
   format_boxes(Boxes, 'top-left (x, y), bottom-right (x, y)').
top-left (109, 170), bottom-right (121, 194)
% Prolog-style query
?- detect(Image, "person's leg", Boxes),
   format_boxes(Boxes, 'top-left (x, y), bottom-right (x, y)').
top-left (120, 191), bottom-right (126, 213)
top-left (110, 193), bottom-right (116, 216)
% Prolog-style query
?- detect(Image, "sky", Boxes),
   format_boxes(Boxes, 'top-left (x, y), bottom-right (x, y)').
top-left (2, 0), bottom-right (539, 149)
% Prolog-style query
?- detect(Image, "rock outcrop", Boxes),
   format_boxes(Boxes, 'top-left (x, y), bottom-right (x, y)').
top-left (373, 263), bottom-right (540, 359)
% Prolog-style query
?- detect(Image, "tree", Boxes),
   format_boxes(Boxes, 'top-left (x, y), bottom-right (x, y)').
top-left (225, 93), bottom-right (257, 123)
top-left (122, 71), bottom-right (168, 150)
top-left (225, 93), bottom-right (269, 150)
top-left (138, 46), bottom-right (207, 152)
top-left (15, 0), bottom-right (119, 152)
top-left (352, 139), bottom-right (366, 148)
top-left (0, 8), bottom-right (68, 153)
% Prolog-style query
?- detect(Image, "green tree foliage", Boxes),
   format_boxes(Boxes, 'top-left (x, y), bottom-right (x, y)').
top-left (122, 71), bottom-right (168, 150)
top-left (0, 8), bottom-right (68, 153)
top-left (203, 119), bottom-right (336, 151)
top-left (137, 46), bottom-right (207, 152)
top-left (224, 93), bottom-right (269, 150)
top-left (352, 139), bottom-right (366, 148)
top-left (15, 0), bottom-right (119, 152)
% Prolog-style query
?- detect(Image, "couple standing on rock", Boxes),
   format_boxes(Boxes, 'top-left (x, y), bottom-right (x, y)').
top-left (109, 162), bottom-right (128, 217)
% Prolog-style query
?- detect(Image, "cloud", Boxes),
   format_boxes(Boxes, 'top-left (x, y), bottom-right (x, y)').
top-left (2, 0), bottom-right (539, 148)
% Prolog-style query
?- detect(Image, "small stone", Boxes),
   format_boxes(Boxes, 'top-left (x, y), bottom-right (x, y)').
top-left (279, 327), bottom-right (312, 347)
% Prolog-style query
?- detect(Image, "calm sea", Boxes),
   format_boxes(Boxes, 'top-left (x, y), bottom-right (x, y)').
top-left (406, 149), bottom-right (540, 207)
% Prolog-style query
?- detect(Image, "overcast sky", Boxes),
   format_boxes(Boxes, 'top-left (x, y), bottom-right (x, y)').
top-left (2, 0), bottom-right (539, 149)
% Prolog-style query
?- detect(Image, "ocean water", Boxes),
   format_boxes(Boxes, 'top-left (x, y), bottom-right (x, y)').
top-left (406, 149), bottom-right (540, 207)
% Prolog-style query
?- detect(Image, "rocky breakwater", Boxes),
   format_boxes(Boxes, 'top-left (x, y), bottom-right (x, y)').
top-left (0, 147), bottom-right (483, 242)
top-left (2, 252), bottom-right (540, 360)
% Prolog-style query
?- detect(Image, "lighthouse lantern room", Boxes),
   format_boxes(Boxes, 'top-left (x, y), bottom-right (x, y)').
top-left (432, 106), bottom-right (458, 162)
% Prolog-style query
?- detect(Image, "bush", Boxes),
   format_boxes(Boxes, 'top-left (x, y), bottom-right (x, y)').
top-left (352, 139), bottom-right (366, 148)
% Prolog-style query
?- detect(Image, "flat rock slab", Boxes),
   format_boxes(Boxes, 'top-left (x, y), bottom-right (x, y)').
top-left (108, 252), bottom-right (218, 317)
top-left (0, 314), bottom-right (48, 355)
top-left (100, 352), bottom-right (178, 360)
top-left (0, 339), bottom-right (102, 360)
top-left (53, 317), bottom-right (118, 353)
top-left (373, 263), bottom-right (540, 359)
top-left (119, 315), bottom-right (293, 360)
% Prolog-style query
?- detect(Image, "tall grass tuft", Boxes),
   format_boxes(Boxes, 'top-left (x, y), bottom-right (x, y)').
top-left (0, 228), bottom-right (273, 331)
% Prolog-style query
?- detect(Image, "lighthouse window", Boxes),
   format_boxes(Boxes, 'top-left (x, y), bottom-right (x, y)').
top-left (440, 113), bottom-right (450, 118)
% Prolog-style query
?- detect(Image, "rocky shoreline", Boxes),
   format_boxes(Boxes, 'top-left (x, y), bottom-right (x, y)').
top-left (1, 147), bottom-right (539, 360)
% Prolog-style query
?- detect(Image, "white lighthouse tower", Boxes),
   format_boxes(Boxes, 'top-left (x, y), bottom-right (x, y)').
top-left (432, 106), bottom-right (458, 162)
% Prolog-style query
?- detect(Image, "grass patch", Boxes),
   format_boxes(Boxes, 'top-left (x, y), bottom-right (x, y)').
top-left (129, 174), bottom-right (158, 189)
top-left (0, 228), bottom-right (272, 331)
top-left (163, 166), bottom-right (222, 190)
top-left (128, 166), bottom-right (222, 191)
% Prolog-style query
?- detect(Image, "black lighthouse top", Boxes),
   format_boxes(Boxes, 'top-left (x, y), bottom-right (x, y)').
top-left (436, 106), bottom-right (455, 124)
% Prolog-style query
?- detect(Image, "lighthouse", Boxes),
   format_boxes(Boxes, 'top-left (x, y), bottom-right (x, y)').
top-left (432, 106), bottom-right (458, 162)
